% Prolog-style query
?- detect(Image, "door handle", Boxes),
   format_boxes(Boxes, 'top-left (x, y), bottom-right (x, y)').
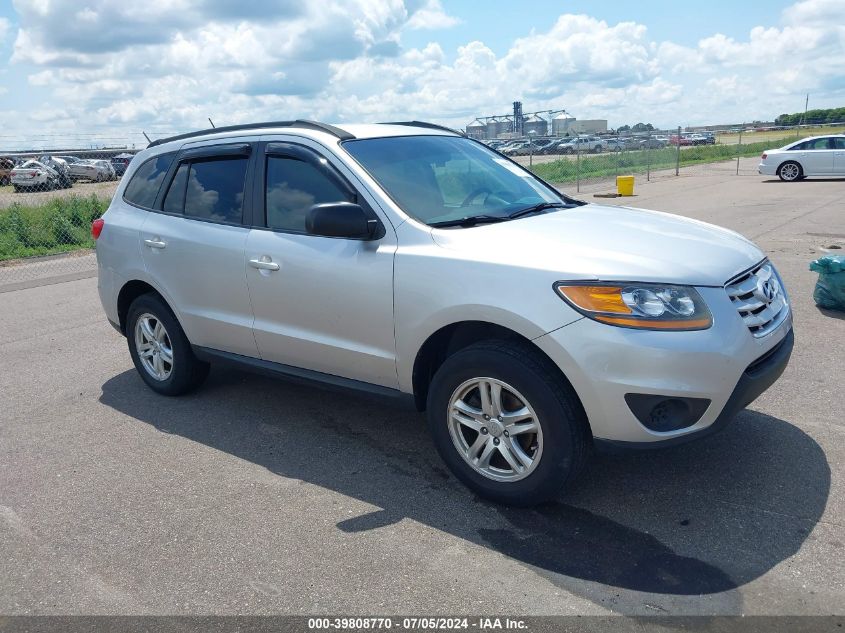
top-left (144, 238), bottom-right (166, 249)
top-left (249, 256), bottom-right (280, 271)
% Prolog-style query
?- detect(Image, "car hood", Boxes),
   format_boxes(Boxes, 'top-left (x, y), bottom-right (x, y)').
top-left (430, 204), bottom-right (764, 286)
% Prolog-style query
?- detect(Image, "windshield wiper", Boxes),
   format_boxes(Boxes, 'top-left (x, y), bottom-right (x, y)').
top-left (429, 215), bottom-right (509, 228)
top-left (507, 201), bottom-right (567, 219)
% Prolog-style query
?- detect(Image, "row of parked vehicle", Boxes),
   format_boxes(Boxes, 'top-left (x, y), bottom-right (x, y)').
top-left (485, 131), bottom-right (716, 156)
top-left (0, 153), bottom-right (134, 192)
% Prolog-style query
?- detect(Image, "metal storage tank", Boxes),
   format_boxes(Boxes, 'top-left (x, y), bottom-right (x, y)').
top-left (552, 114), bottom-right (575, 136)
top-left (465, 119), bottom-right (486, 139)
top-left (523, 114), bottom-right (548, 137)
top-left (486, 117), bottom-right (511, 139)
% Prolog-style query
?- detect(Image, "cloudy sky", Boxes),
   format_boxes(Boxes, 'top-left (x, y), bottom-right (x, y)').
top-left (0, 0), bottom-right (843, 148)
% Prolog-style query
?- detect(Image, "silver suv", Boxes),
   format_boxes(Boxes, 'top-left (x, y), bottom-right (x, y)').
top-left (95, 120), bottom-right (793, 505)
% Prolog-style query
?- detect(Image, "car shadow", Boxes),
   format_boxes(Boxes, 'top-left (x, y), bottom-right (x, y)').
top-left (763, 178), bottom-right (845, 183)
top-left (100, 367), bottom-right (829, 609)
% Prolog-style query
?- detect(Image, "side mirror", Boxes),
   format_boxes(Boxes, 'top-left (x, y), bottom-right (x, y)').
top-left (306, 202), bottom-right (376, 240)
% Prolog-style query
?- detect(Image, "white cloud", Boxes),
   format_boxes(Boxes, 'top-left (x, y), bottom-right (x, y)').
top-left (2, 0), bottom-right (844, 145)
top-left (406, 0), bottom-right (461, 30)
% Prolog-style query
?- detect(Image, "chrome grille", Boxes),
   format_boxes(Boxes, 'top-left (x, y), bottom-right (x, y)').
top-left (725, 261), bottom-right (789, 338)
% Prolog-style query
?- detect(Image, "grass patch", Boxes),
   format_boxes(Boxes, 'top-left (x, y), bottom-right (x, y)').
top-left (716, 125), bottom-right (845, 145)
top-left (0, 194), bottom-right (108, 261)
top-left (530, 136), bottom-right (795, 184)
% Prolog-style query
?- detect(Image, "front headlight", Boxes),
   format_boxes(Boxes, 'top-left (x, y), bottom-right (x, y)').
top-left (554, 282), bottom-right (712, 330)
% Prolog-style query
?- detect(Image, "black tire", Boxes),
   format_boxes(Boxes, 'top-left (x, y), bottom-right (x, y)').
top-left (13, 185), bottom-right (21, 193)
top-left (426, 340), bottom-right (591, 506)
top-left (126, 293), bottom-right (209, 396)
top-left (778, 161), bottom-right (802, 182)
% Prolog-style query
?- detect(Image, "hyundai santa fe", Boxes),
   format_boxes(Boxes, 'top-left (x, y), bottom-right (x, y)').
top-left (95, 120), bottom-right (794, 505)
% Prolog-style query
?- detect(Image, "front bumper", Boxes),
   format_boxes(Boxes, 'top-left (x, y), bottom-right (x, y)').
top-left (533, 285), bottom-right (793, 445)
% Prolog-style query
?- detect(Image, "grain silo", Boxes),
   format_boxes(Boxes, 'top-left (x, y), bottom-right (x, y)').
top-left (552, 113), bottom-right (576, 136)
top-left (466, 119), bottom-right (486, 139)
top-left (486, 117), bottom-right (511, 139)
top-left (523, 114), bottom-right (548, 137)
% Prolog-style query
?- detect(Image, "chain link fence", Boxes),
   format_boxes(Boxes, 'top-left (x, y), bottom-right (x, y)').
top-left (1, 122), bottom-right (842, 286)
top-left (506, 122), bottom-right (845, 194)
top-left (0, 150), bottom-right (130, 287)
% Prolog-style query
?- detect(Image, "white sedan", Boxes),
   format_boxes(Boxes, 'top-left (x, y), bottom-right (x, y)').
top-left (759, 134), bottom-right (845, 181)
top-left (69, 159), bottom-right (115, 182)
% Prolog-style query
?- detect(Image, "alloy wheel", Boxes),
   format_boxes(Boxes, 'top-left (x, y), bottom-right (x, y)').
top-left (134, 313), bottom-right (174, 381)
top-left (447, 377), bottom-right (543, 482)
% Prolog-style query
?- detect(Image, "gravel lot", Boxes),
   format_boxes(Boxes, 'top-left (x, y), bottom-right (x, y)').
top-left (1, 166), bottom-right (843, 617)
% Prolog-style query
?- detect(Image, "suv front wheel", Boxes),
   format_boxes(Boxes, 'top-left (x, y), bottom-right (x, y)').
top-left (127, 293), bottom-right (209, 396)
top-left (427, 341), bottom-right (590, 505)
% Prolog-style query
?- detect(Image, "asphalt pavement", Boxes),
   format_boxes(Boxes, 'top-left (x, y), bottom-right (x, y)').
top-left (1, 164), bottom-right (843, 616)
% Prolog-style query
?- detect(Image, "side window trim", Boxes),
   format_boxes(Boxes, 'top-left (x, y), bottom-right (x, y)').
top-left (253, 140), bottom-right (383, 237)
top-left (151, 142), bottom-right (258, 227)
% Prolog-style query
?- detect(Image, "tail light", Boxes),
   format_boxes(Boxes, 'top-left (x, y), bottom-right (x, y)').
top-left (91, 218), bottom-right (105, 239)
top-left (761, 153), bottom-right (767, 159)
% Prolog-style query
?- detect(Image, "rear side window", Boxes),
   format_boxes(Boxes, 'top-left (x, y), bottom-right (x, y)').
top-left (123, 153), bottom-right (175, 208)
top-left (161, 157), bottom-right (249, 224)
top-left (833, 138), bottom-right (845, 150)
top-left (265, 157), bottom-right (352, 232)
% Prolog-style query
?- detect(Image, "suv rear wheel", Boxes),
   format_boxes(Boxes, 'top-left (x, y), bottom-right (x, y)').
top-left (426, 340), bottom-right (590, 505)
top-left (127, 293), bottom-right (209, 396)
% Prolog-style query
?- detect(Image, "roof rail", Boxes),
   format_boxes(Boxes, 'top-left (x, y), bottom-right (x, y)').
top-left (380, 121), bottom-right (465, 136)
top-left (147, 120), bottom-right (355, 147)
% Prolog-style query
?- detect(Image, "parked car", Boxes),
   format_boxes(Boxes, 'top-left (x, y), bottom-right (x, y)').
top-left (10, 160), bottom-right (62, 192)
top-left (39, 155), bottom-right (73, 188)
top-left (0, 157), bottom-right (14, 186)
top-left (110, 153), bottom-right (134, 177)
top-left (500, 140), bottom-right (533, 156)
top-left (638, 137), bottom-right (667, 149)
top-left (95, 120), bottom-right (793, 505)
top-left (669, 135), bottom-right (692, 146)
top-left (758, 134), bottom-right (845, 181)
top-left (71, 159), bottom-right (115, 182)
top-left (508, 140), bottom-right (556, 156)
top-left (603, 137), bottom-right (640, 151)
top-left (556, 136), bottom-right (604, 154)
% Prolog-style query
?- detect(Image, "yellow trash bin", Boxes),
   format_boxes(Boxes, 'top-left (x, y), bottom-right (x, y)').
top-left (616, 175), bottom-right (634, 196)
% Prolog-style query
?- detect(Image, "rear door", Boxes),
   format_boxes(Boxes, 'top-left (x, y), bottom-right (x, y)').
top-left (139, 140), bottom-right (259, 358)
top-left (244, 138), bottom-right (398, 388)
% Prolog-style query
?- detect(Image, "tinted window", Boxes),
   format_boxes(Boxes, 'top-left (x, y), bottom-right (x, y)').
top-left (123, 153), bottom-right (175, 208)
top-left (265, 157), bottom-right (352, 232)
top-left (833, 138), bottom-right (845, 150)
top-left (183, 157), bottom-right (248, 224)
top-left (162, 163), bottom-right (188, 214)
top-left (792, 138), bottom-right (831, 150)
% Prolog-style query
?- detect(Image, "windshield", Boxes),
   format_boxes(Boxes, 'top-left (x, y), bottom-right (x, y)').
top-left (342, 135), bottom-right (565, 226)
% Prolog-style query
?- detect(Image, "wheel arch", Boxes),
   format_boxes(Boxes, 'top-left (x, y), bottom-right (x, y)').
top-left (116, 279), bottom-right (181, 336)
top-left (777, 159), bottom-right (803, 178)
top-left (410, 320), bottom-right (588, 425)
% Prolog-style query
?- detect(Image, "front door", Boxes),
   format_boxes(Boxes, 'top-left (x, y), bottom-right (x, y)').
top-left (245, 139), bottom-right (398, 388)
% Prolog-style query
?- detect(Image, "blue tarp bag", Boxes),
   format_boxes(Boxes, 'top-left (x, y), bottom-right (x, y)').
top-left (810, 254), bottom-right (845, 311)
